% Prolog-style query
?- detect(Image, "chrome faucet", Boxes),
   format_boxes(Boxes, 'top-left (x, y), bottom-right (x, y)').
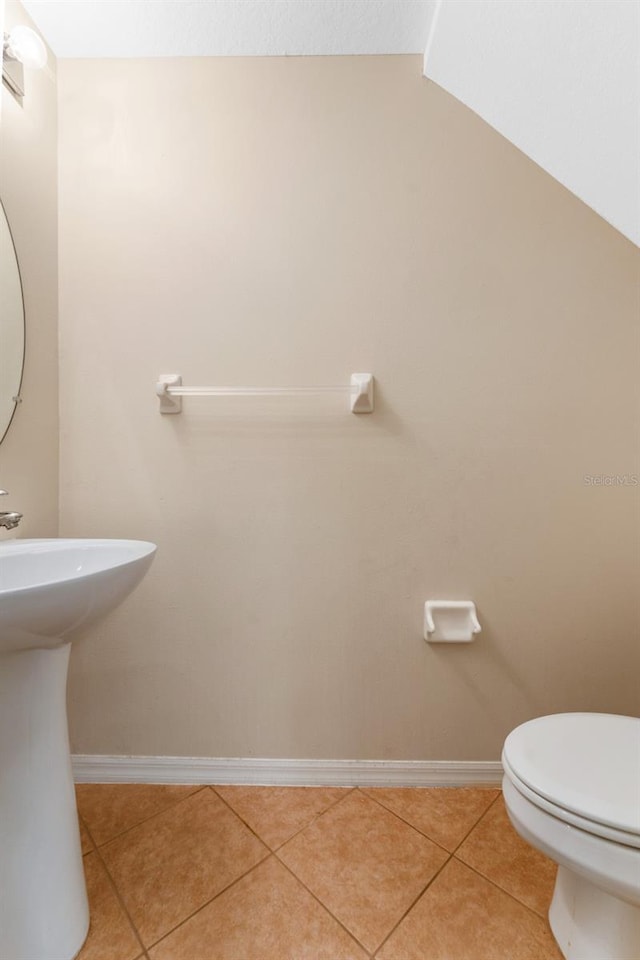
top-left (0, 490), bottom-right (22, 530)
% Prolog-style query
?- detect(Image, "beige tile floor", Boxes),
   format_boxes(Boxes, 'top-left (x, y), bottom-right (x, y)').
top-left (74, 783), bottom-right (563, 960)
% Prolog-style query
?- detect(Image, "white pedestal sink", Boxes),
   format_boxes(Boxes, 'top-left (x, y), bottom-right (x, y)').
top-left (0, 538), bottom-right (156, 960)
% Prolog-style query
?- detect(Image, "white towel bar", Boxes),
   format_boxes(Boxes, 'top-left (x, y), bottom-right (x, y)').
top-left (156, 373), bottom-right (374, 414)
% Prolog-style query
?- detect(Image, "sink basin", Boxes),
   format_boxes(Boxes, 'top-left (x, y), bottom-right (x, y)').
top-left (0, 538), bottom-right (156, 960)
top-left (0, 538), bottom-right (156, 652)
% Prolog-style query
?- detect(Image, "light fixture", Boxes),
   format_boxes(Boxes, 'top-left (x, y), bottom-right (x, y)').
top-left (3, 25), bottom-right (48, 100)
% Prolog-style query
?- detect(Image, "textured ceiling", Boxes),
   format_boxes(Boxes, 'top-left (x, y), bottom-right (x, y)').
top-left (22, 0), bottom-right (433, 58)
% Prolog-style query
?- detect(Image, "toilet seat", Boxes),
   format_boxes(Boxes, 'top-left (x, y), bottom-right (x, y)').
top-left (502, 713), bottom-right (640, 848)
top-left (503, 753), bottom-right (640, 848)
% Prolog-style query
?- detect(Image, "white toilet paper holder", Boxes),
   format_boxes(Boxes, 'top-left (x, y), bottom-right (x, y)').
top-left (424, 600), bottom-right (481, 643)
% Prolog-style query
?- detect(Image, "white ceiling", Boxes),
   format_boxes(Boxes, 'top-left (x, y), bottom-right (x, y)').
top-left (424, 0), bottom-right (640, 245)
top-left (21, 0), bottom-right (434, 58)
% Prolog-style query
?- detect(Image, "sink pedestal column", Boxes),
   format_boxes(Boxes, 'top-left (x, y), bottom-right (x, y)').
top-left (0, 643), bottom-right (89, 960)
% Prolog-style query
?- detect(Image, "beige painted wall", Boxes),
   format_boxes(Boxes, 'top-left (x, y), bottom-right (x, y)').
top-left (0, 0), bottom-right (58, 538)
top-left (58, 56), bottom-right (640, 760)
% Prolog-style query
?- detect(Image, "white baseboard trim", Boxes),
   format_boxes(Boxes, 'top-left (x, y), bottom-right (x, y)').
top-left (72, 755), bottom-right (503, 787)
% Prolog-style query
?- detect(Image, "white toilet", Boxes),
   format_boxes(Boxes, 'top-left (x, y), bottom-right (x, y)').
top-left (502, 713), bottom-right (640, 960)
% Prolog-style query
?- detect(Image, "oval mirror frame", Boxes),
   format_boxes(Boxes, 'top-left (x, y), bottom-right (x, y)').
top-left (0, 200), bottom-right (25, 445)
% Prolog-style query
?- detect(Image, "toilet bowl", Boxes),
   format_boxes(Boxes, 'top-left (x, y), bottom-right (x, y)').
top-left (501, 713), bottom-right (640, 960)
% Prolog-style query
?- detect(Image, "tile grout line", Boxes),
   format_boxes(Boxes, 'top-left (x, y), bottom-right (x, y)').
top-left (93, 783), bottom-right (353, 955)
top-left (140, 787), bottom-right (277, 951)
top-left (211, 786), bottom-right (377, 954)
top-left (370, 851), bottom-right (455, 958)
top-left (78, 811), bottom-right (98, 857)
top-left (78, 784), bottom-right (207, 850)
top-left (211, 785), bottom-right (383, 955)
top-left (449, 791), bottom-right (555, 919)
top-left (208, 784), bottom-right (277, 848)
top-left (212, 784), bottom-right (359, 854)
top-left (449, 788), bottom-right (503, 856)
top-left (356, 787), bottom-right (451, 856)
top-left (359, 787), bottom-right (502, 957)
top-left (80, 814), bottom-right (151, 960)
top-left (451, 854), bottom-right (555, 922)
top-left (358, 786), bottom-right (501, 858)
top-left (269, 785), bottom-right (359, 854)
top-left (247, 784), bottom-right (500, 957)
top-left (79, 785), bottom-right (231, 957)
top-left (143, 850), bottom-right (276, 952)
top-left (372, 838), bottom-right (559, 959)
top-left (273, 848), bottom-right (379, 958)
top-left (80, 781), bottom-right (551, 956)
top-left (270, 788), bottom-right (448, 958)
